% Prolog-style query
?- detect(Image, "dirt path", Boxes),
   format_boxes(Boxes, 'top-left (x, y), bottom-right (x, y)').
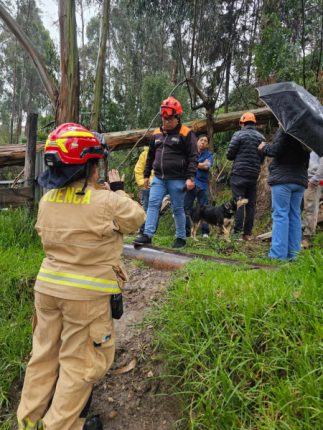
top-left (90, 261), bottom-right (181, 430)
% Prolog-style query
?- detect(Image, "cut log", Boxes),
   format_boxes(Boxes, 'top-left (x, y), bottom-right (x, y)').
top-left (0, 107), bottom-right (275, 167)
top-left (0, 144), bottom-right (45, 168)
top-left (0, 187), bottom-right (33, 208)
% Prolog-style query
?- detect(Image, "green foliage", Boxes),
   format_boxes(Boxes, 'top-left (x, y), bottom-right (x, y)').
top-left (255, 13), bottom-right (299, 82)
top-left (151, 250), bottom-right (323, 429)
top-left (0, 208), bottom-right (40, 250)
top-left (0, 208), bottom-right (43, 412)
top-left (227, 84), bottom-right (259, 112)
top-left (139, 73), bottom-right (191, 128)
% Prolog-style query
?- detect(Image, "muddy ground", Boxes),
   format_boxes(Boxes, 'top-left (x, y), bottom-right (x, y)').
top-left (90, 261), bottom-right (181, 430)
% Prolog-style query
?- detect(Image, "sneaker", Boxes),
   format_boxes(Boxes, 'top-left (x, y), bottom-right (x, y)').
top-left (172, 238), bottom-right (186, 248)
top-left (133, 234), bottom-right (152, 246)
top-left (202, 234), bottom-right (209, 238)
top-left (83, 415), bottom-right (103, 430)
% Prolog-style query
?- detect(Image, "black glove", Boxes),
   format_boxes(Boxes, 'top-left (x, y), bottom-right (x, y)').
top-left (110, 181), bottom-right (124, 192)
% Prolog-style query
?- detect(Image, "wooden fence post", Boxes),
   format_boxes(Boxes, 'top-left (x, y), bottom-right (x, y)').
top-left (24, 113), bottom-right (38, 204)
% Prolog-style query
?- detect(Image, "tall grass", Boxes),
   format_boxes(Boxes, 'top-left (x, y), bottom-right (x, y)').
top-left (0, 207), bottom-right (40, 249)
top-left (0, 208), bottom-right (43, 415)
top-left (152, 251), bottom-right (322, 429)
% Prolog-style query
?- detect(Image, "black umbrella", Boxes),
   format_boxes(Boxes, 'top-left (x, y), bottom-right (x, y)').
top-left (257, 82), bottom-right (323, 156)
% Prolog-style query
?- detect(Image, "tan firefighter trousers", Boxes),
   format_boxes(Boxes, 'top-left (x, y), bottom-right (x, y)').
top-left (17, 292), bottom-right (115, 430)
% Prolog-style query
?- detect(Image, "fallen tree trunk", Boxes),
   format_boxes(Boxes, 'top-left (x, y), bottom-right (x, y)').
top-left (105, 107), bottom-right (275, 150)
top-left (0, 107), bottom-right (275, 167)
top-left (0, 144), bottom-right (44, 168)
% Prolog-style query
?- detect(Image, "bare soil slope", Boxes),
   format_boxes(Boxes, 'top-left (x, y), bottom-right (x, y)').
top-left (90, 262), bottom-right (181, 430)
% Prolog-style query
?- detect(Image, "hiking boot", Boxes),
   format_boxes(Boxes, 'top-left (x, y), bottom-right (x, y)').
top-left (172, 238), bottom-right (186, 248)
top-left (83, 415), bottom-right (103, 430)
top-left (133, 234), bottom-right (152, 246)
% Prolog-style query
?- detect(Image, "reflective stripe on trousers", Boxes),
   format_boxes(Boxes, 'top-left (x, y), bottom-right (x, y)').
top-left (18, 418), bottom-right (46, 430)
top-left (37, 268), bottom-right (121, 294)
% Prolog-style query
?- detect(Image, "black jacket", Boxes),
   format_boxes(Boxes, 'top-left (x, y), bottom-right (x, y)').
top-left (144, 124), bottom-right (198, 180)
top-left (227, 125), bottom-right (265, 180)
top-left (263, 128), bottom-right (310, 188)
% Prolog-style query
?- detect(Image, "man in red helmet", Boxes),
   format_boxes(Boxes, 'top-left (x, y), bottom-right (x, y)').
top-left (226, 111), bottom-right (266, 240)
top-left (134, 96), bottom-right (198, 248)
top-left (17, 123), bottom-right (145, 430)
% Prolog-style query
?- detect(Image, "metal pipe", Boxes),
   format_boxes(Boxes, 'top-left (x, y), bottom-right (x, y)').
top-left (123, 244), bottom-right (278, 271)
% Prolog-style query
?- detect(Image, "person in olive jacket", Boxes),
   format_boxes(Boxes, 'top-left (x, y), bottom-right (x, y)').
top-left (133, 96), bottom-right (198, 248)
top-left (258, 126), bottom-right (310, 260)
top-left (227, 112), bottom-right (265, 240)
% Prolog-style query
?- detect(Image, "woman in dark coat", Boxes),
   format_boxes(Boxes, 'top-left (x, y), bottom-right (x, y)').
top-left (258, 126), bottom-right (310, 260)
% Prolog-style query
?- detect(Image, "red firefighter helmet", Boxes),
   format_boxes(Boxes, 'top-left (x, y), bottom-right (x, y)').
top-left (239, 111), bottom-right (256, 124)
top-left (44, 123), bottom-right (106, 166)
top-left (160, 96), bottom-right (183, 118)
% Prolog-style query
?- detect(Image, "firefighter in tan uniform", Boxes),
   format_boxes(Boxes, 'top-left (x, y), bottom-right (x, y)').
top-left (17, 123), bottom-right (145, 430)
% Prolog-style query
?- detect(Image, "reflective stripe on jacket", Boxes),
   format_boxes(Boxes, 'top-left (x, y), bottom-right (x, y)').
top-left (37, 268), bottom-right (121, 294)
top-left (34, 180), bottom-right (145, 300)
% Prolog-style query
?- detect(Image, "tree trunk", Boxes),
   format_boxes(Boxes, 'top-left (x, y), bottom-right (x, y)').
top-left (224, 52), bottom-right (231, 113)
top-left (91, 0), bottom-right (110, 131)
top-left (301, 0), bottom-right (306, 88)
top-left (255, 157), bottom-right (272, 218)
top-left (206, 105), bottom-right (215, 148)
top-left (246, 0), bottom-right (260, 84)
top-left (57, 0), bottom-right (80, 124)
top-left (10, 46), bottom-right (18, 145)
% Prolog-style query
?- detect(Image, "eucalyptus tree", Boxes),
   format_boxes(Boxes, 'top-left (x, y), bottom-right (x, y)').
top-left (255, 0), bottom-right (323, 97)
top-left (0, 0), bottom-right (58, 143)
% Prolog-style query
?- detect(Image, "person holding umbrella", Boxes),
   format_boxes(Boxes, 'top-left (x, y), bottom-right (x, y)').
top-left (258, 126), bottom-right (310, 260)
top-left (257, 81), bottom-right (323, 260)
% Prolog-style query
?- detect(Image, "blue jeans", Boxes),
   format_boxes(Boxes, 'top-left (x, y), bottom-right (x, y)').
top-left (144, 176), bottom-right (186, 240)
top-left (139, 188), bottom-right (150, 234)
top-left (184, 187), bottom-right (209, 235)
top-left (269, 183), bottom-right (305, 260)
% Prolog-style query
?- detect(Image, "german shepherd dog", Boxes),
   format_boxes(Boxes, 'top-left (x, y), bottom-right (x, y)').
top-left (189, 197), bottom-right (248, 242)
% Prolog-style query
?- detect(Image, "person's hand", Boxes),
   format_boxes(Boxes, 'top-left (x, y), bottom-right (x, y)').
top-left (258, 142), bottom-right (266, 151)
top-left (308, 180), bottom-right (317, 189)
top-left (185, 178), bottom-right (195, 191)
top-left (143, 178), bottom-right (150, 189)
top-left (104, 169), bottom-right (125, 192)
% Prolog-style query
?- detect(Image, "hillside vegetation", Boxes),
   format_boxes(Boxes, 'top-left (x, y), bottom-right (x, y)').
top-left (151, 250), bottom-right (322, 429)
top-left (0, 209), bottom-right (42, 419)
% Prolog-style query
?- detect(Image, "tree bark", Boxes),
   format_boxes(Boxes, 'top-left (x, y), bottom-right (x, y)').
top-left (224, 52), bottom-right (232, 113)
top-left (57, 0), bottom-right (80, 124)
top-left (24, 113), bottom-right (38, 196)
top-left (91, 0), bottom-right (110, 131)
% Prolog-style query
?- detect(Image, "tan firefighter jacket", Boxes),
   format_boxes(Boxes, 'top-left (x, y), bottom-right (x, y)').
top-left (34, 179), bottom-right (146, 300)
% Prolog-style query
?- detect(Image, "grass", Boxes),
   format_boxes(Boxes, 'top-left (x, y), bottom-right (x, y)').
top-left (150, 250), bottom-right (323, 429)
top-left (0, 208), bottom-right (43, 427)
